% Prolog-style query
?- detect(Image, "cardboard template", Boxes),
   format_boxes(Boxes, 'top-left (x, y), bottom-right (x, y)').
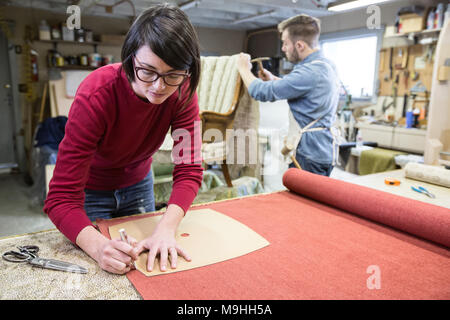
top-left (109, 208), bottom-right (270, 277)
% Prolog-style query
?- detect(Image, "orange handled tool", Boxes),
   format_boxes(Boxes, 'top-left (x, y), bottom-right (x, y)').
top-left (385, 178), bottom-right (400, 186)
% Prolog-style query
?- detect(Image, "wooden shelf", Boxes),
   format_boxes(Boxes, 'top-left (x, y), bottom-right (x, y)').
top-left (36, 39), bottom-right (100, 45)
top-left (50, 65), bottom-right (98, 70)
top-left (386, 28), bottom-right (441, 39)
top-left (35, 39), bottom-right (121, 47)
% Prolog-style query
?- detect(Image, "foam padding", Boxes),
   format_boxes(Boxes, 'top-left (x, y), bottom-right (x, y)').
top-left (404, 162), bottom-right (450, 188)
top-left (283, 168), bottom-right (450, 248)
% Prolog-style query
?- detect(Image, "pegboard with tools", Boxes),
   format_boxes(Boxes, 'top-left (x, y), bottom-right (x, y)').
top-left (378, 44), bottom-right (435, 97)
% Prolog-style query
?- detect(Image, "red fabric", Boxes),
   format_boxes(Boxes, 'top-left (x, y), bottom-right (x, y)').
top-left (44, 63), bottom-right (203, 244)
top-left (97, 191), bottom-right (450, 300)
top-left (283, 168), bottom-right (450, 248)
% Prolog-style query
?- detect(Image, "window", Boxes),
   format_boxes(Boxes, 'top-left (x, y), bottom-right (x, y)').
top-left (320, 28), bottom-right (383, 100)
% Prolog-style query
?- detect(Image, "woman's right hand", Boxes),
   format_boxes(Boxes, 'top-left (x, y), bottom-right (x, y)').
top-left (94, 238), bottom-right (139, 274)
top-left (76, 226), bottom-right (139, 275)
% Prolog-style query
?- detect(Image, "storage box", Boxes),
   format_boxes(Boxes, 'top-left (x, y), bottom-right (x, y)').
top-left (100, 34), bottom-right (126, 45)
top-left (399, 13), bottom-right (424, 33)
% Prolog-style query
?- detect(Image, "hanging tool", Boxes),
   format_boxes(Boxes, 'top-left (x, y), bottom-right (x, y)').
top-left (402, 93), bottom-right (408, 118)
top-left (389, 47), bottom-right (393, 79)
top-left (403, 70), bottom-right (410, 88)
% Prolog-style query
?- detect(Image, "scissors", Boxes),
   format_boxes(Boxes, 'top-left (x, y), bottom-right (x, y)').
top-left (2, 245), bottom-right (88, 274)
top-left (411, 186), bottom-right (435, 198)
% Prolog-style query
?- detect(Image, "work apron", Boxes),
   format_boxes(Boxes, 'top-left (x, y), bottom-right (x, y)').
top-left (282, 60), bottom-right (340, 167)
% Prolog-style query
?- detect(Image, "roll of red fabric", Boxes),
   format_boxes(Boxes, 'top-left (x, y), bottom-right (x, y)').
top-left (282, 168), bottom-right (450, 248)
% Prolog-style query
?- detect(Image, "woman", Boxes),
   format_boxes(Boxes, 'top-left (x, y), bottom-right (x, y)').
top-left (44, 4), bottom-right (203, 275)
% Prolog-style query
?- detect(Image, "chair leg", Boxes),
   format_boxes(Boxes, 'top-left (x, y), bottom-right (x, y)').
top-left (221, 163), bottom-right (233, 187)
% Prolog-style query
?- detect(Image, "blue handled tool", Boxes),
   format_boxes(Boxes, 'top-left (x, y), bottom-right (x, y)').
top-left (411, 186), bottom-right (435, 199)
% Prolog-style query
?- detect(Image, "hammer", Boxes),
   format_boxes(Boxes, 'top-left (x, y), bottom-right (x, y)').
top-left (281, 142), bottom-right (302, 170)
top-left (251, 57), bottom-right (270, 74)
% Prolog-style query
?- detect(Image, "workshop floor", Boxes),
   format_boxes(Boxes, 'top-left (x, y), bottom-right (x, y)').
top-left (0, 171), bottom-right (55, 238)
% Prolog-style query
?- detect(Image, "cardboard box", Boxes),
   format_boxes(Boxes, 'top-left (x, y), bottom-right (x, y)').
top-left (400, 13), bottom-right (424, 33)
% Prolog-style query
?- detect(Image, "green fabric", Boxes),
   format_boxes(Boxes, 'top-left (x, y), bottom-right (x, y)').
top-left (152, 163), bottom-right (175, 176)
top-left (359, 148), bottom-right (407, 175)
top-left (153, 180), bottom-right (173, 204)
top-left (152, 169), bottom-right (264, 206)
top-left (200, 170), bottom-right (225, 192)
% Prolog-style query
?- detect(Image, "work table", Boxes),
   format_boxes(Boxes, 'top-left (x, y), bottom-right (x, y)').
top-left (0, 229), bottom-right (140, 299)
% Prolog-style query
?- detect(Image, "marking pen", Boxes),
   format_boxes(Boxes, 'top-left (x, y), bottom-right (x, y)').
top-left (118, 228), bottom-right (136, 269)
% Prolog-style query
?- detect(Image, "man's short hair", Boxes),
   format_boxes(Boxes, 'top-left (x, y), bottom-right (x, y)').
top-left (278, 14), bottom-right (321, 48)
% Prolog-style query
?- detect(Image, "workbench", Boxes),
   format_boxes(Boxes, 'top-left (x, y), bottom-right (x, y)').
top-left (351, 168), bottom-right (450, 209)
top-left (1, 170), bottom-right (449, 300)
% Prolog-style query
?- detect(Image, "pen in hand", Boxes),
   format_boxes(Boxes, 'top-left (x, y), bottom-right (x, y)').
top-left (118, 228), bottom-right (136, 270)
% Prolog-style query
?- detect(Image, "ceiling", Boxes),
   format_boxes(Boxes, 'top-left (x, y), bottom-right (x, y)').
top-left (1, 0), bottom-right (343, 30)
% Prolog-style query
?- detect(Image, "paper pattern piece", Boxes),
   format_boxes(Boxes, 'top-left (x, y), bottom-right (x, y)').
top-left (109, 208), bottom-right (270, 277)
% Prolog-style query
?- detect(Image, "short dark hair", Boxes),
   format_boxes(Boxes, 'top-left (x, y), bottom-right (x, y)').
top-left (278, 14), bottom-right (321, 48)
top-left (121, 3), bottom-right (200, 106)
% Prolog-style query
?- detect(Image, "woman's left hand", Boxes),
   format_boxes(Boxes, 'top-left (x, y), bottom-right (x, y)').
top-left (135, 204), bottom-right (191, 272)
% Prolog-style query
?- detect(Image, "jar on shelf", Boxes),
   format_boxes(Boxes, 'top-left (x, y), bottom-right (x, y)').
top-left (102, 54), bottom-right (114, 65)
top-left (47, 50), bottom-right (57, 67)
top-left (51, 25), bottom-right (61, 40)
top-left (88, 53), bottom-right (101, 67)
top-left (79, 53), bottom-right (88, 66)
top-left (39, 20), bottom-right (51, 40)
top-left (85, 29), bottom-right (93, 42)
top-left (61, 23), bottom-right (75, 41)
top-left (75, 28), bottom-right (85, 42)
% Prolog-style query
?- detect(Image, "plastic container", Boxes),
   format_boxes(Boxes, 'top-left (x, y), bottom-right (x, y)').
top-left (39, 20), bottom-right (51, 40)
top-left (356, 130), bottom-right (363, 148)
top-left (436, 3), bottom-right (445, 29)
top-left (406, 111), bottom-right (414, 128)
top-left (61, 23), bottom-right (74, 41)
top-left (427, 8), bottom-right (435, 29)
top-left (75, 28), bottom-right (85, 42)
top-left (51, 25), bottom-right (61, 40)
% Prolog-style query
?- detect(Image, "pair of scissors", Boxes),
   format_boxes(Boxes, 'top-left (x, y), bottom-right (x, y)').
top-left (2, 245), bottom-right (88, 274)
top-left (411, 186), bottom-right (436, 198)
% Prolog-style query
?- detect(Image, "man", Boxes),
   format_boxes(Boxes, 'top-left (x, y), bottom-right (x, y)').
top-left (237, 14), bottom-right (340, 176)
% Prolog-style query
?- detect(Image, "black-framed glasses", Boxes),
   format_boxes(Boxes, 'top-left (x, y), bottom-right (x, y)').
top-left (134, 56), bottom-right (189, 86)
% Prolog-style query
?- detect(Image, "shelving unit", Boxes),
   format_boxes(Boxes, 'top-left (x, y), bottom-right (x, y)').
top-left (51, 65), bottom-right (97, 71)
top-left (384, 28), bottom-right (441, 44)
top-left (34, 38), bottom-right (122, 53)
top-left (35, 38), bottom-right (121, 71)
top-left (36, 39), bottom-right (101, 45)
top-left (386, 28), bottom-right (441, 38)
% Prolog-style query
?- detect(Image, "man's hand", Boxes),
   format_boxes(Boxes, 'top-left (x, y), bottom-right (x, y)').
top-left (258, 68), bottom-right (280, 81)
top-left (237, 52), bottom-right (258, 88)
top-left (237, 52), bottom-right (252, 73)
top-left (258, 68), bottom-right (272, 81)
